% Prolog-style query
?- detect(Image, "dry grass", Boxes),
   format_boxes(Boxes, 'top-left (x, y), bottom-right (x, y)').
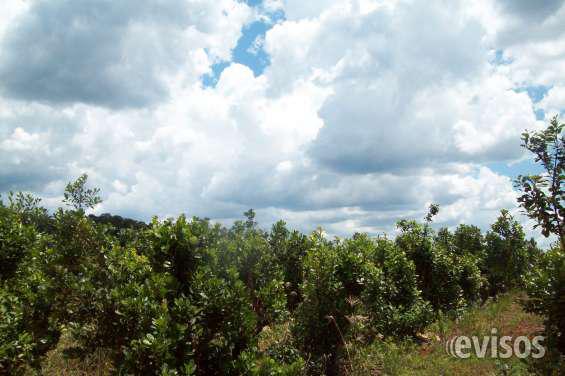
top-left (37, 330), bottom-right (114, 376)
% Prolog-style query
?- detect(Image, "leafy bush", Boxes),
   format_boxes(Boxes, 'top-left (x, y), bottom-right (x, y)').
top-left (484, 210), bottom-right (530, 295)
top-left (0, 205), bottom-right (38, 281)
top-left (294, 232), bottom-right (351, 374)
top-left (514, 115), bottom-right (564, 368)
top-left (120, 269), bottom-right (256, 375)
top-left (0, 207), bottom-right (59, 374)
top-left (0, 289), bottom-right (36, 375)
top-left (269, 221), bottom-right (310, 311)
top-left (255, 322), bottom-right (305, 373)
top-left (0, 173), bottom-right (550, 373)
top-left (395, 220), bottom-right (480, 312)
top-left (67, 244), bottom-right (167, 362)
top-left (66, 215), bottom-right (260, 375)
top-left (364, 237), bottom-right (433, 337)
top-left (525, 247), bottom-right (565, 353)
top-left (219, 213), bottom-right (288, 330)
top-left (41, 209), bottom-right (110, 328)
top-left (453, 224), bottom-right (485, 256)
top-left (295, 232), bottom-right (433, 373)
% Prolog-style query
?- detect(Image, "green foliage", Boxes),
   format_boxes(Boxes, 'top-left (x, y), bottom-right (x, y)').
top-left (395, 220), bottom-right (481, 312)
top-left (0, 278), bottom-right (59, 373)
top-left (253, 323), bottom-right (305, 375)
top-left (88, 212), bottom-right (147, 245)
top-left (120, 269), bottom-right (257, 375)
top-left (63, 173), bottom-right (102, 211)
top-left (62, 215), bottom-right (259, 375)
top-left (294, 232), bottom-right (434, 373)
top-left (484, 210), bottom-right (530, 295)
top-left (364, 237), bottom-right (433, 338)
top-left (0, 210), bottom-right (59, 374)
top-left (514, 115), bottom-right (564, 244)
top-left (0, 289), bottom-right (35, 375)
top-left (453, 224), bottom-right (485, 256)
top-left (68, 245), bottom-right (167, 361)
top-left (294, 231), bottom-right (349, 373)
top-left (349, 292), bottom-right (544, 376)
top-left (142, 215), bottom-right (211, 293)
top-left (515, 116), bottom-right (565, 366)
top-left (42, 208), bottom-right (110, 327)
top-left (424, 203), bottom-right (440, 223)
top-left (187, 270), bottom-right (257, 375)
top-left (269, 221), bottom-right (310, 311)
top-left (219, 217), bottom-right (288, 329)
top-left (4, 191), bottom-right (51, 231)
top-left (457, 254), bottom-right (485, 304)
top-left (237, 343), bottom-right (306, 376)
top-left (525, 247), bottom-right (565, 354)
top-left (249, 357), bottom-right (305, 376)
top-left (0, 172), bottom-right (550, 373)
top-left (0, 206), bottom-right (37, 281)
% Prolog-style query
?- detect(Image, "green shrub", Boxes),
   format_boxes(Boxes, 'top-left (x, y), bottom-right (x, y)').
top-left (396, 220), bottom-right (467, 312)
top-left (119, 269), bottom-right (256, 376)
top-left (0, 208), bottom-right (59, 373)
top-left (218, 214), bottom-right (288, 329)
top-left (0, 289), bottom-right (35, 375)
top-left (294, 232), bottom-right (351, 374)
top-left (484, 210), bottom-right (529, 295)
top-left (244, 355), bottom-right (306, 376)
top-left (364, 237), bottom-right (433, 337)
top-left (458, 254), bottom-right (484, 304)
top-left (67, 245), bottom-right (168, 362)
top-left (188, 269), bottom-right (257, 375)
top-left (0, 206), bottom-right (38, 281)
top-left (64, 214), bottom-right (260, 375)
top-left (141, 215), bottom-right (217, 293)
top-left (437, 225), bottom-right (489, 303)
top-left (0, 172), bottom-right (556, 373)
top-left (295, 232), bottom-right (433, 372)
top-left (453, 224), bottom-right (485, 256)
top-left (525, 247), bottom-right (565, 354)
top-left (269, 221), bottom-right (310, 311)
top-left (256, 322), bottom-right (304, 371)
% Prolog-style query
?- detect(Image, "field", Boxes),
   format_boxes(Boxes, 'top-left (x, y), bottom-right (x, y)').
top-left (36, 292), bottom-right (547, 375)
top-left (1, 121), bottom-right (563, 375)
top-left (2, 1), bottom-right (565, 375)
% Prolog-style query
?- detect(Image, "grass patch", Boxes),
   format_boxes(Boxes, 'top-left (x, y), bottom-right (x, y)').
top-left (347, 292), bottom-right (545, 375)
top-left (36, 330), bottom-right (114, 376)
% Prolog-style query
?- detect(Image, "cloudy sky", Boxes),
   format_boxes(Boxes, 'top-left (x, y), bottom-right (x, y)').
top-left (1, 0), bottom-right (564, 240)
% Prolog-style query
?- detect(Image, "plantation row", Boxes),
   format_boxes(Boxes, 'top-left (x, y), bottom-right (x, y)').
top-left (0, 118), bottom-right (563, 375)
top-left (0, 186), bottom-right (559, 375)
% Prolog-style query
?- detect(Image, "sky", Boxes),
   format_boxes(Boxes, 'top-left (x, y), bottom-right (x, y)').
top-left (0, 0), bottom-right (564, 244)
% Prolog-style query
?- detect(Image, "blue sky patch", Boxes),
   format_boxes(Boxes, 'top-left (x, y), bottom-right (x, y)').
top-left (201, 61), bottom-right (230, 87)
top-left (515, 85), bottom-right (550, 104)
top-left (491, 49), bottom-right (513, 65)
top-left (488, 159), bottom-right (544, 180)
top-left (202, 1), bottom-right (285, 87)
top-left (243, 0), bottom-right (263, 6)
top-left (232, 20), bottom-right (272, 76)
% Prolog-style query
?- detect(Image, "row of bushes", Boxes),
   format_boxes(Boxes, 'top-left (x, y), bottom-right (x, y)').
top-left (0, 180), bottom-right (545, 375)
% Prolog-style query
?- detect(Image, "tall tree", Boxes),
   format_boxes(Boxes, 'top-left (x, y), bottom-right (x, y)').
top-left (514, 115), bottom-right (564, 249)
